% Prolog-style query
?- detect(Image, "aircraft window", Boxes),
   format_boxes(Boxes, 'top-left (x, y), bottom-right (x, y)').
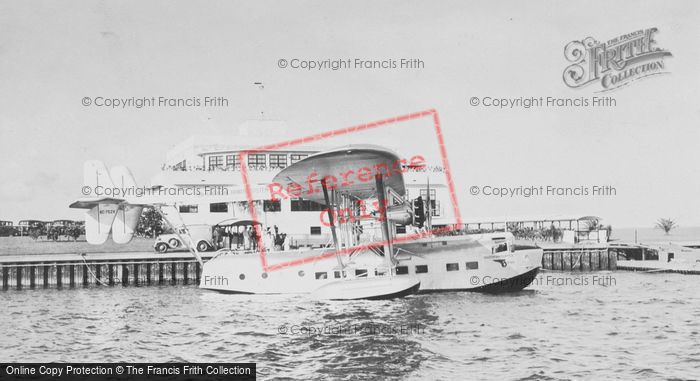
top-left (315, 272), bottom-right (328, 280)
top-left (239, 274), bottom-right (245, 280)
top-left (261, 273), bottom-right (268, 279)
top-left (493, 243), bottom-right (508, 254)
top-left (310, 226), bottom-right (322, 235)
top-left (446, 263), bottom-right (459, 271)
top-left (415, 265), bottom-right (428, 274)
top-left (298, 270), bottom-right (305, 277)
top-left (334, 271), bottom-right (342, 279)
top-left (466, 261), bottom-right (479, 270)
top-left (396, 225), bottom-right (406, 234)
top-left (396, 266), bottom-right (409, 275)
top-left (375, 269), bottom-right (388, 276)
top-left (355, 269), bottom-right (368, 277)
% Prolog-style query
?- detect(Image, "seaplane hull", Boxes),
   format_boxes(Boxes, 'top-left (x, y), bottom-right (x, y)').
top-left (199, 234), bottom-right (543, 296)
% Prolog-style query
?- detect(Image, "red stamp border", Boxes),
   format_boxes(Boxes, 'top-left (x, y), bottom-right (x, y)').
top-left (238, 109), bottom-right (462, 272)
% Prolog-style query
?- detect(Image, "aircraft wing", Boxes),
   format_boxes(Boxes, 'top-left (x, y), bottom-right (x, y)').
top-left (271, 144), bottom-right (406, 203)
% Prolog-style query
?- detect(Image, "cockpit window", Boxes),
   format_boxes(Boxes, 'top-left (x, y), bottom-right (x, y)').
top-left (493, 243), bottom-right (508, 254)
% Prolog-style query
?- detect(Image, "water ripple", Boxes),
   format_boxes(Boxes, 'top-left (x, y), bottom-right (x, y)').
top-left (1, 273), bottom-right (699, 379)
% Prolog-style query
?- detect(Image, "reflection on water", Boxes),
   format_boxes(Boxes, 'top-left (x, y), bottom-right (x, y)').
top-left (2, 272), bottom-right (699, 380)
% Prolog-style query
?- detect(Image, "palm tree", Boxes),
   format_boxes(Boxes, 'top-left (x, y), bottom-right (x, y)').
top-left (655, 218), bottom-right (677, 235)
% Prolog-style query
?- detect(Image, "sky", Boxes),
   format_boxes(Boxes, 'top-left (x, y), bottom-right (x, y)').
top-left (0, 0), bottom-right (699, 228)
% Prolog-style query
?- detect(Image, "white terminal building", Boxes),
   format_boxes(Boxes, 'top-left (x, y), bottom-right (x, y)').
top-left (149, 120), bottom-right (456, 246)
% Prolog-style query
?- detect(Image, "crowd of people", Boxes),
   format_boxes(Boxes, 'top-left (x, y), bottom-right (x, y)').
top-left (211, 224), bottom-right (287, 252)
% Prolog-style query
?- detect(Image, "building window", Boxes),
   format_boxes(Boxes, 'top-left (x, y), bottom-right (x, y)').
top-left (290, 154), bottom-right (308, 164)
top-left (396, 266), bottom-right (409, 275)
top-left (419, 189), bottom-right (436, 200)
top-left (315, 272), bottom-right (328, 280)
top-left (210, 203), bottom-right (228, 213)
top-left (247, 154), bottom-right (266, 167)
top-left (310, 226), bottom-right (321, 235)
top-left (291, 199), bottom-right (325, 212)
top-left (466, 261), bottom-right (479, 270)
top-left (208, 155), bottom-right (224, 170)
top-left (225, 154), bottom-right (239, 169)
top-left (419, 189), bottom-right (440, 216)
top-left (431, 201), bottom-right (441, 217)
top-left (264, 200), bottom-right (281, 212)
top-left (415, 265), bottom-right (428, 274)
top-left (179, 205), bottom-right (198, 213)
top-left (269, 154), bottom-right (288, 168)
top-left (446, 263), bottom-right (459, 271)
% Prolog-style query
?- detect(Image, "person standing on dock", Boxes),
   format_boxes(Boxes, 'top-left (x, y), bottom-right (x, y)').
top-left (243, 226), bottom-right (251, 250)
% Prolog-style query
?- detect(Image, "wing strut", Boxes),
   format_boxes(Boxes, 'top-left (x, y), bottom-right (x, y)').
top-left (321, 179), bottom-right (344, 269)
top-left (375, 174), bottom-right (394, 272)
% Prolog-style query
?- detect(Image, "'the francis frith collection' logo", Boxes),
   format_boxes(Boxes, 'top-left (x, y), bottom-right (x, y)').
top-left (563, 28), bottom-right (672, 92)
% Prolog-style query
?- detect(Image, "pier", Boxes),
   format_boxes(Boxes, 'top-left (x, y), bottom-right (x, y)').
top-left (540, 246), bottom-right (616, 271)
top-left (0, 252), bottom-right (214, 291)
top-left (0, 246), bottom-right (622, 292)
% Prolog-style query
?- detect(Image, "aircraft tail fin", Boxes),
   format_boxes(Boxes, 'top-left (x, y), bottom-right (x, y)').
top-left (72, 161), bottom-right (142, 244)
top-left (110, 166), bottom-right (143, 244)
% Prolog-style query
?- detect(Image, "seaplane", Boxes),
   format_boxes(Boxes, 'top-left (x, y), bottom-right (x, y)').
top-left (70, 145), bottom-right (543, 300)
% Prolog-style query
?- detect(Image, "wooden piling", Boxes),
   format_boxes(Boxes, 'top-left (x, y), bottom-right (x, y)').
top-left (0, 253), bottom-right (208, 291)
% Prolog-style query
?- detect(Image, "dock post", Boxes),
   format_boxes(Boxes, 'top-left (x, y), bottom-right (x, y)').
top-left (146, 263), bottom-right (152, 285)
top-left (82, 264), bottom-right (89, 286)
top-left (69, 265), bottom-right (75, 288)
top-left (563, 251), bottom-right (572, 271)
top-left (609, 249), bottom-right (617, 270)
top-left (16, 267), bottom-right (22, 290)
top-left (96, 265), bottom-right (102, 285)
top-left (2, 267), bottom-right (8, 291)
top-left (108, 264), bottom-right (114, 286)
top-left (133, 263), bottom-right (139, 286)
top-left (56, 265), bottom-right (62, 288)
top-left (171, 262), bottom-right (177, 285)
top-left (43, 265), bottom-right (49, 288)
top-left (159, 263), bottom-right (164, 285)
top-left (183, 262), bottom-right (189, 285)
top-left (195, 262), bottom-right (201, 284)
top-left (122, 264), bottom-right (129, 286)
top-left (30, 266), bottom-right (36, 289)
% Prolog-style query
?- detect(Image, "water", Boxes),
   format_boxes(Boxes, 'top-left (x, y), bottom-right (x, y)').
top-left (2, 272), bottom-right (699, 380)
top-left (612, 226), bottom-right (700, 244)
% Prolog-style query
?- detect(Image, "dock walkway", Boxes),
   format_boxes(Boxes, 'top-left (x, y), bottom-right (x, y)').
top-left (0, 251), bottom-right (213, 290)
